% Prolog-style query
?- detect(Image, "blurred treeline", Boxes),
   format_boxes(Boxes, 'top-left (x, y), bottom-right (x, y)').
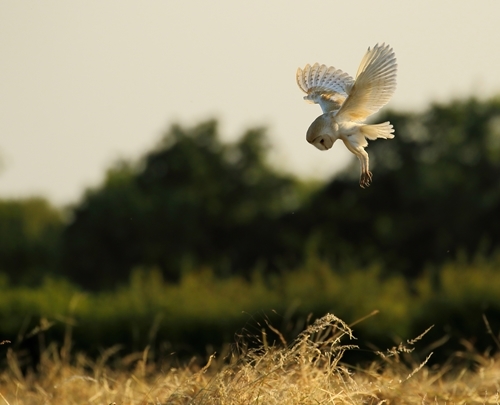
top-left (2, 96), bottom-right (500, 362)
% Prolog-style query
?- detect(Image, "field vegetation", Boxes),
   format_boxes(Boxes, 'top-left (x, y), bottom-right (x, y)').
top-left (2, 257), bottom-right (500, 365)
top-left (2, 314), bottom-right (500, 404)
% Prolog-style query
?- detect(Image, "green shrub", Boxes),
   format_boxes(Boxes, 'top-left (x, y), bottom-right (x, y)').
top-left (1, 260), bottom-right (500, 365)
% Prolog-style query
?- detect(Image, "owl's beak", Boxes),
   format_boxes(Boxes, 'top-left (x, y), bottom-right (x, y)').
top-left (309, 136), bottom-right (333, 151)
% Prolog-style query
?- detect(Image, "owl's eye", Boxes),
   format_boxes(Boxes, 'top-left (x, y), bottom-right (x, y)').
top-left (319, 139), bottom-right (325, 146)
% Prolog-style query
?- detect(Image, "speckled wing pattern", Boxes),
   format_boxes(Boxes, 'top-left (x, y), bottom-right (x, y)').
top-left (296, 63), bottom-right (354, 114)
top-left (336, 43), bottom-right (397, 123)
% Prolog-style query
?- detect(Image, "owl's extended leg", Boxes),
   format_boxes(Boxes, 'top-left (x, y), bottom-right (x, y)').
top-left (341, 136), bottom-right (372, 188)
top-left (358, 150), bottom-right (372, 188)
top-left (355, 148), bottom-right (372, 188)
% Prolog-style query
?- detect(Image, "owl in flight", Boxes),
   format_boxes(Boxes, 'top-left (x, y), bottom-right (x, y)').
top-left (297, 43), bottom-right (397, 188)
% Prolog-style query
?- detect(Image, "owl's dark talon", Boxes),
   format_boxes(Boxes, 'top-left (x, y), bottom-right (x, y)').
top-left (360, 171), bottom-right (373, 188)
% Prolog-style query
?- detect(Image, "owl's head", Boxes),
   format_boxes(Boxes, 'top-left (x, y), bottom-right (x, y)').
top-left (306, 114), bottom-right (336, 151)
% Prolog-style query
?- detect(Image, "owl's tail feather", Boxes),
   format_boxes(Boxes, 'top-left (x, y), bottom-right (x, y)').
top-left (360, 121), bottom-right (395, 140)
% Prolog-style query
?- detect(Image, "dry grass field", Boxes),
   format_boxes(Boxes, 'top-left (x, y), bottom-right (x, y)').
top-left (1, 314), bottom-right (499, 405)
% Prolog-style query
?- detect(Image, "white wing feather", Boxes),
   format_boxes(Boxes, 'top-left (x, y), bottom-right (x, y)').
top-left (296, 63), bottom-right (354, 113)
top-left (336, 43), bottom-right (397, 122)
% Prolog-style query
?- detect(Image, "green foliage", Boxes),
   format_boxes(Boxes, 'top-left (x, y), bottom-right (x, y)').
top-left (62, 120), bottom-right (302, 289)
top-left (1, 260), bottom-right (500, 365)
top-left (0, 198), bottom-right (63, 284)
top-left (411, 254), bottom-right (500, 357)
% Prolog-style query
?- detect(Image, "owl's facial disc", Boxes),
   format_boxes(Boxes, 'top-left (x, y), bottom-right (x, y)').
top-left (310, 135), bottom-right (333, 151)
top-left (306, 115), bottom-right (335, 151)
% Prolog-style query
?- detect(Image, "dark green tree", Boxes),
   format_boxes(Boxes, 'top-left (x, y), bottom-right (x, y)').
top-left (0, 197), bottom-right (63, 284)
top-left (62, 120), bottom-right (301, 289)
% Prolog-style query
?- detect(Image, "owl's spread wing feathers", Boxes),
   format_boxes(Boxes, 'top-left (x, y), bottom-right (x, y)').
top-left (296, 63), bottom-right (354, 113)
top-left (336, 43), bottom-right (397, 122)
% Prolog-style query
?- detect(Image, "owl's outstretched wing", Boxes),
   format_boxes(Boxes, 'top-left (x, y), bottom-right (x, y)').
top-left (336, 43), bottom-right (397, 123)
top-left (296, 63), bottom-right (354, 114)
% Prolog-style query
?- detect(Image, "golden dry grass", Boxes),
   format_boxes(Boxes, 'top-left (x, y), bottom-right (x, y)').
top-left (1, 314), bottom-right (499, 405)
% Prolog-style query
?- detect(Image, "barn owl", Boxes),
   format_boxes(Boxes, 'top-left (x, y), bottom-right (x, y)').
top-left (297, 43), bottom-right (397, 188)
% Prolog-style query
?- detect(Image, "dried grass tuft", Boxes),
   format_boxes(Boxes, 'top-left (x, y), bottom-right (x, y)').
top-left (1, 313), bottom-right (500, 405)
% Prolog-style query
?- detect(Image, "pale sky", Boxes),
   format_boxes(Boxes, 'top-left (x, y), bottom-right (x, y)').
top-left (1, 1), bottom-right (500, 206)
